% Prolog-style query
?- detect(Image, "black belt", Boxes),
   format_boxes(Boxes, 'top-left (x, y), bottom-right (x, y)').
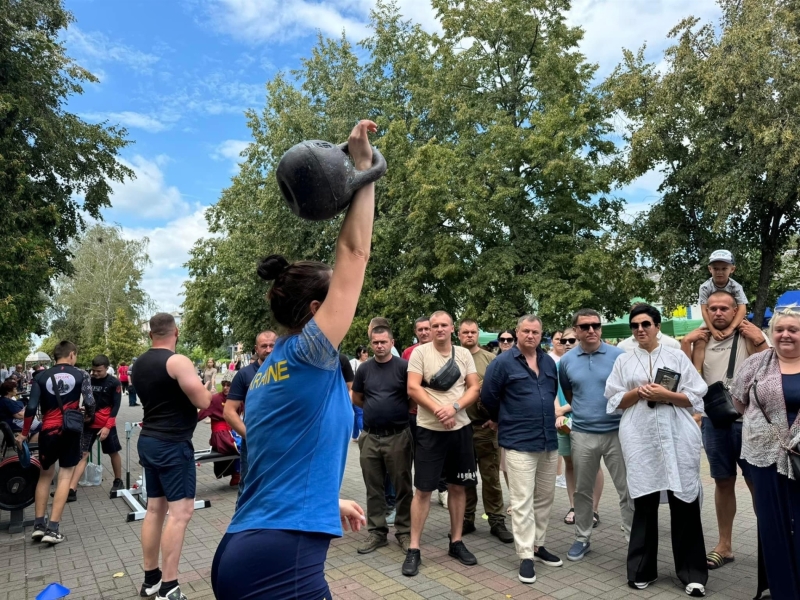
top-left (363, 424), bottom-right (408, 437)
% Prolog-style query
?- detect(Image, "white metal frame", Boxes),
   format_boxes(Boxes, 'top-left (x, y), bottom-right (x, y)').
top-left (111, 421), bottom-right (213, 522)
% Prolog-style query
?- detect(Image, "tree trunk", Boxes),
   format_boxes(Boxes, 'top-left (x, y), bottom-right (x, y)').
top-left (752, 211), bottom-right (780, 327)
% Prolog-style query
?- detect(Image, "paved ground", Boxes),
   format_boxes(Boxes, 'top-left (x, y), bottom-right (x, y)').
top-left (1, 401), bottom-right (761, 599)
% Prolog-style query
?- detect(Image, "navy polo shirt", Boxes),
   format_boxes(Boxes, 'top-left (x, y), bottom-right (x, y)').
top-left (481, 347), bottom-right (558, 453)
top-left (228, 361), bottom-right (260, 403)
top-left (558, 342), bottom-right (625, 433)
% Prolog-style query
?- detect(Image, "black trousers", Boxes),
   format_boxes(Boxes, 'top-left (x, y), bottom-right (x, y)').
top-left (627, 491), bottom-right (708, 586)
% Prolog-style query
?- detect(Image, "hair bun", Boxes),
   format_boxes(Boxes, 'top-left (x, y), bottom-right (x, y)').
top-left (257, 255), bottom-right (290, 281)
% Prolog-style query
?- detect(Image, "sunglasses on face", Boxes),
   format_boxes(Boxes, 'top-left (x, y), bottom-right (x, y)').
top-left (578, 323), bottom-right (602, 331)
top-left (562, 338), bottom-right (577, 344)
top-left (499, 337), bottom-right (514, 343)
top-left (630, 321), bottom-right (654, 331)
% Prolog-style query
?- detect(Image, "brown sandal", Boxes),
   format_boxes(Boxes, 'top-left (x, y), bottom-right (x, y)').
top-left (564, 507), bottom-right (575, 525)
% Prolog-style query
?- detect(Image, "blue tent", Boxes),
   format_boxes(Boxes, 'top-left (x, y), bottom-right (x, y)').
top-left (776, 290), bottom-right (800, 311)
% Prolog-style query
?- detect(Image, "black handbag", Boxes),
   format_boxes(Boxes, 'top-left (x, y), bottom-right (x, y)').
top-left (52, 375), bottom-right (84, 434)
top-left (424, 347), bottom-right (462, 392)
top-left (752, 378), bottom-right (800, 480)
top-left (702, 331), bottom-right (742, 428)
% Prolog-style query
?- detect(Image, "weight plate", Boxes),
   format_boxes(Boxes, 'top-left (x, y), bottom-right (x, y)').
top-left (0, 456), bottom-right (41, 511)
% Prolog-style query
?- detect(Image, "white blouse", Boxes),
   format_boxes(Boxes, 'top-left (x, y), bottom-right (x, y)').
top-left (605, 344), bottom-right (708, 502)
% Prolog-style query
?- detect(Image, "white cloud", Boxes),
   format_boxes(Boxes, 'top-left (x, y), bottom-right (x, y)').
top-left (203, 0), bottom-right (371, 43)
top-left (81, 111), bottom-right (169, 133)
top-left (63, 25), bottom-right (160, 74)
top-left (121, 208), bottom-right (215, 312)
top-left (109, 155), bottom-right (188, 219)
top-left (567, 0), bottom-right (721, 78)
top-left (211, 139), bottom-right (250, 172)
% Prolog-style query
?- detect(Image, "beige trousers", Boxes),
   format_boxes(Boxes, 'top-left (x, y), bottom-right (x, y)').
top-left (506, 449), bottom-right (558, 559)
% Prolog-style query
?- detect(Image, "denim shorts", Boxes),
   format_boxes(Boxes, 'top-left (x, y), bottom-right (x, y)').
top-left (701, 417), bottom-right (751, 480)
top-left (138, 435), bottom-right (196, 501)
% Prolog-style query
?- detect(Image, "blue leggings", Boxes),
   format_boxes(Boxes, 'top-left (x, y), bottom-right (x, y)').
top-left (212, 529), bottom-right (332, 600)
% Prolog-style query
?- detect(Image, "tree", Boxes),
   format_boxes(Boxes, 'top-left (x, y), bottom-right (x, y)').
top-left (182, 0), bottom-right (651, 353)
top-left (0, 0), bottom-right (133, 342)
top-left (49, 224), bottom-right (152, 352)
top-left (601, 0), bottom-right (800, 324)
top-left (102, 308), bottom-right (146, 366)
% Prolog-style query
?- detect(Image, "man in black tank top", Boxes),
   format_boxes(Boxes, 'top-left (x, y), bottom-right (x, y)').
top-left (135, 313), bottom-right (211, 600)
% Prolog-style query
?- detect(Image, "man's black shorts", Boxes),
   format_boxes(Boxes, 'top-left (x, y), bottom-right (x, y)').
top-left (138, 435), bottom-right (196, 502)
top-left (414, 425), bottom-right (478, 491)
top-left (81, 425), bottom-right (122, 455)
top-left (38, 428), bottom-right (82, 470)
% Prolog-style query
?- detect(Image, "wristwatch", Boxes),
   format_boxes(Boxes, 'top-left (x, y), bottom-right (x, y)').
top-left (452, 401), bottom-right (460, 412)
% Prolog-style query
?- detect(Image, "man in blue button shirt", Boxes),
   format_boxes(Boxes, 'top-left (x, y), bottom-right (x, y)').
top-left (558, 308), bottom-right (632, 562)
top-left (482, 315), bottom-right (562, 585)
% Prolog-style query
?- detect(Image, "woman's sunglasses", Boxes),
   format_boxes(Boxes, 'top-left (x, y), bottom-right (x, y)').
top-left (562, 338), bottom-right (577, 344)
top-left (630, 321), bottom-right (654, 331)
top-left (498, 337), bottom-right (514, 343)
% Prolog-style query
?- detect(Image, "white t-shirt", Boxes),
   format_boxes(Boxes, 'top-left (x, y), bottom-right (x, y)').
top-left (408, 343), bottom-right (476, 432)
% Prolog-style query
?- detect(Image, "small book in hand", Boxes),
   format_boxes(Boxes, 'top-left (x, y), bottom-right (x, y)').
top-left (654, 367), bottom-right (681, 392)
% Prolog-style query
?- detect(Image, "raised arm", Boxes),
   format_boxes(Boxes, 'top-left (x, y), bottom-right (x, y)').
top-left (168, 354), bottom-right (212, 409)
top-left (314, 120), bottom-right (380, 349)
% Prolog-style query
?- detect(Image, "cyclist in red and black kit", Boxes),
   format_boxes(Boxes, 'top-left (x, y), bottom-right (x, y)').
top-left (65, 354), bottom-right (125, 501)
top-left (16, 341), bottom-right (95, 545)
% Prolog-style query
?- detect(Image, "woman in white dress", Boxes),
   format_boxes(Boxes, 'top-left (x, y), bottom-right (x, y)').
top-left (605, 304), bottom-right (709, 597)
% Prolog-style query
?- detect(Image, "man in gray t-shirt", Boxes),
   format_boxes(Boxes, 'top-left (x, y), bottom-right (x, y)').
top-left (681, 289), bottom-right (767, 571)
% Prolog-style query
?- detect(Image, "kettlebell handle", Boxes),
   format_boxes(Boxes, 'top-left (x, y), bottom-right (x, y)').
top-left (337, 142), bottom-right (387, 192)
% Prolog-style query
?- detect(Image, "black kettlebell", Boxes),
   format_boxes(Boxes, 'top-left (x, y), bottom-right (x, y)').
top-left (275, 140), bottom-right (387, 221)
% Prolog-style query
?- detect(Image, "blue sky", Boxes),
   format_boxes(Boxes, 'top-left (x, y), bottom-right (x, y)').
top-left (63, 0), bottom-right (721, 312)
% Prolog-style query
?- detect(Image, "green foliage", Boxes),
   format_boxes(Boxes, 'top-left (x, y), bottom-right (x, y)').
top-left (182, 0), bottom-right (650, 353)
top-left (0, 0), bottom-right (133, 341)
top-left (1, 334), bottom-right (33, 366)
top-left (48, 224), bottom-right (152, 355)
top-left (101, 308), bottom-right (147, 366)
top-left (601, 0), bottom-right (800, 325)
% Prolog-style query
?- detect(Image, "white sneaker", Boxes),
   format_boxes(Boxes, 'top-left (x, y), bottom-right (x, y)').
top-left (438, 490), bottom-right (448, 509)
top-left (685, 583), bottom-right (705, 597)
top-left (555, 474), bottom-right (567, 488)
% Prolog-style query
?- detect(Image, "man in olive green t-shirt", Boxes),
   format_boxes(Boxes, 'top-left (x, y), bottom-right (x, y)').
top-left (458, 320), bottom-right (513, 543)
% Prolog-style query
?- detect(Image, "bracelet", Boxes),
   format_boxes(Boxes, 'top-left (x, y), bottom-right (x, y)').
top-left (754, 338), bottom-right (766, 347)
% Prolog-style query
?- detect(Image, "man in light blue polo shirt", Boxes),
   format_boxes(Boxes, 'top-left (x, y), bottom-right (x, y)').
top-left (558, 308), bottom-right (633, 562)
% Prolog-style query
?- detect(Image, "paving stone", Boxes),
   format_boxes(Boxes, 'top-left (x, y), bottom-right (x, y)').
top-left (0, 402), bottom-right (763, 598)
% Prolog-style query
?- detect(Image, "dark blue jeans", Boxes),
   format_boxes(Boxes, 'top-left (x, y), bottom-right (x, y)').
top-left (352, 406), bottom-right (363, 440)
top-left (128, 385), bottom-right (137, 406)
top-left (385, 472), bottom-right (396, 508)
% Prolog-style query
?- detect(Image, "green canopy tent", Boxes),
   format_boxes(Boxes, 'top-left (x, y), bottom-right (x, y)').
top-left (479, 330), bottom-right (499, 345)
top-left (661, 318), bottom-right (704, 337)
top-left (601, 318), bottom-right (703, 340)
top-left (600, 318), bottom-right (631, 340)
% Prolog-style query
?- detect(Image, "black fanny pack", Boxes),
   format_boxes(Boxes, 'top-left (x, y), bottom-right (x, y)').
top-left (52, 375), bottom-right (84, 434)
top-left (703, 331), bottom-right (742, 428)
top-left (423, 347), bottom-right (461, 392)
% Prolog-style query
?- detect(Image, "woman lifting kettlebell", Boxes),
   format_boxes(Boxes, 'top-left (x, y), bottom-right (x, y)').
top-left (211, 120), bottom-right (383, 600)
